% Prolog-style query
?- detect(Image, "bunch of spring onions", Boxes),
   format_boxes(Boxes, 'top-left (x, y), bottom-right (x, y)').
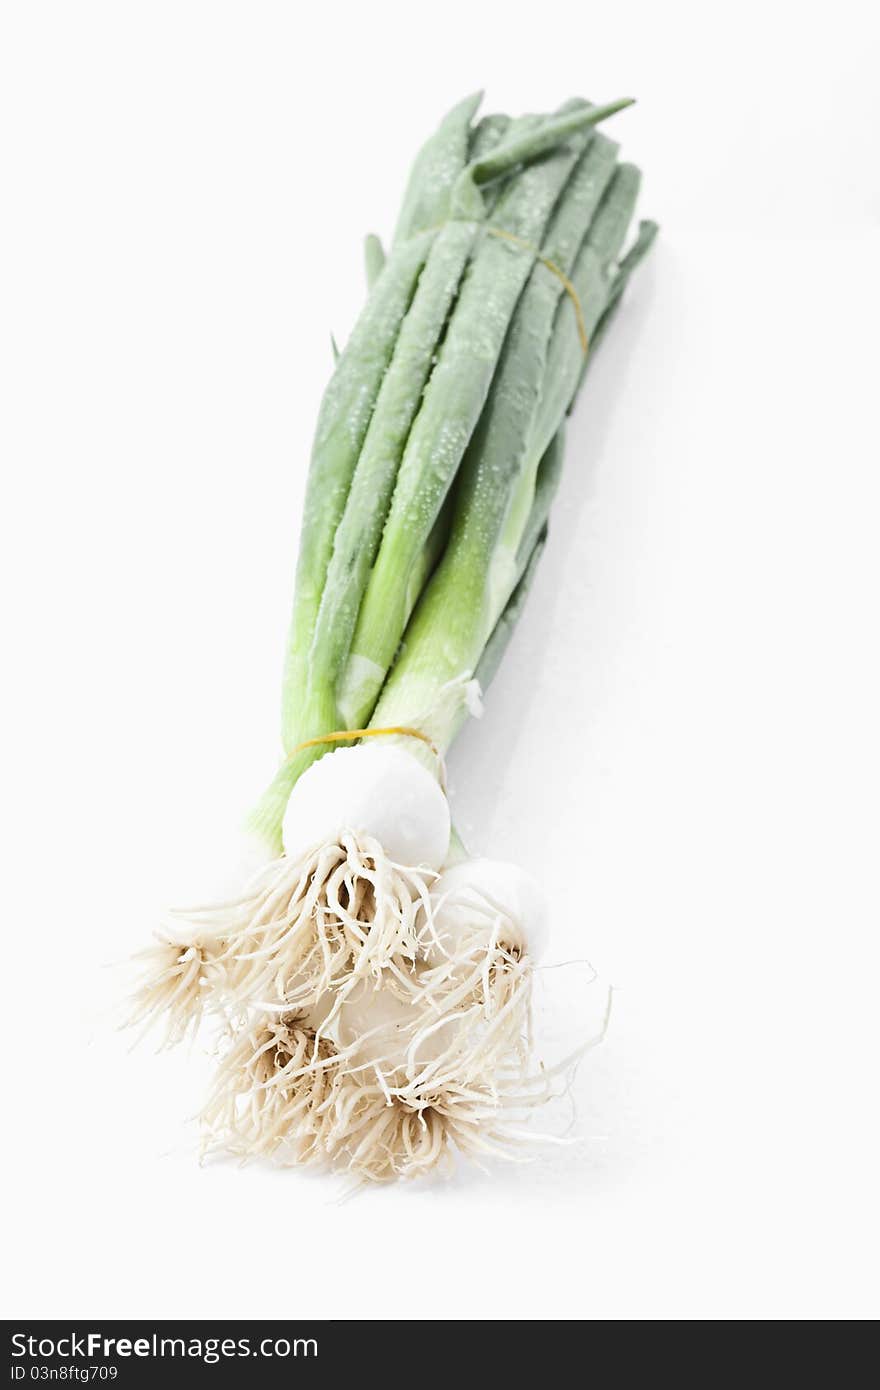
top-left (133, 92), bottom-right (656, 1182)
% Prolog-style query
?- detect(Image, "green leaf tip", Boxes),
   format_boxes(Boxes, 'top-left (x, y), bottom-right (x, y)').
top-left (452, 96), bottom-right (636, 220)
top-left (446, 90), bottom-right (484, 125)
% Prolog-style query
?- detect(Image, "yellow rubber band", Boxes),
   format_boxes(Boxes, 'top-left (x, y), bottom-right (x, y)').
top-left (483, 226), bottom-right (590, 355)
top-left (423, 219), bottom-right (590, 356)
top-left (286, 725), bottom-right (446, 791)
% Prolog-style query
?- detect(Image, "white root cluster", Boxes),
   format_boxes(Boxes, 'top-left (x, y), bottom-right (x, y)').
top-left (201, 1016), bottom-right (559, 1183)
top-left (202, 1014), bottom-right (343, 1165)
top-left (173, 833), bottom-right (433, 1015)
top-left (130, 746), bottom-right (555, 1182)
top-left (129, 933), bottom-right (225, 1048)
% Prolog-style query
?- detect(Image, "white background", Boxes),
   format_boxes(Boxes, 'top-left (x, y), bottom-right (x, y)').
top-left (2, 0), bottom-right (878, 1321)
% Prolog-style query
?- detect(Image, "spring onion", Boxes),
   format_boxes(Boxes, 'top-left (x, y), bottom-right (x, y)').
top-left (131, 91), bottom-right (656, 1183)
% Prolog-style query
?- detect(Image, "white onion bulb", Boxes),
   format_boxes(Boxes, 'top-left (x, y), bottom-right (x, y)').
top-left (427, 857), bottom-right (548, 961)
top-left (282, 743), bottom-right (450, 869)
